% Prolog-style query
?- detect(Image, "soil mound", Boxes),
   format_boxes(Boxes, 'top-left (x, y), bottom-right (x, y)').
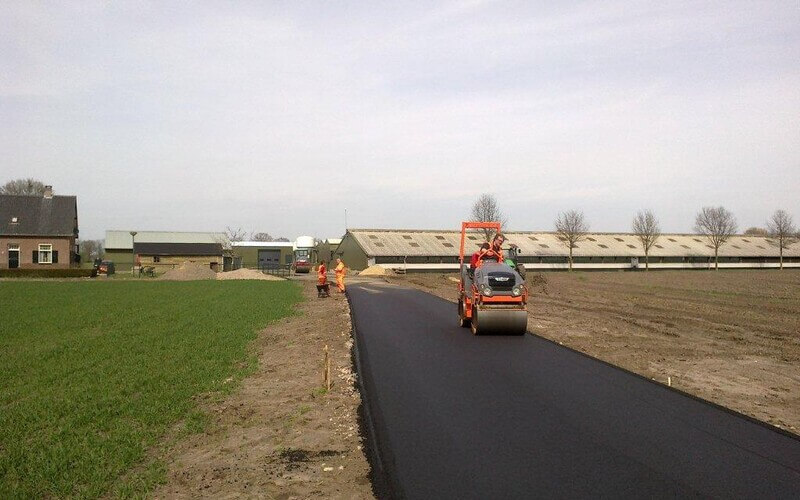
top-left (359, 265), bottom-right (392, 276)
top-left (216, 268), bottom-right (284, 281)
top-left (160, 261), bottom-right (217, 281)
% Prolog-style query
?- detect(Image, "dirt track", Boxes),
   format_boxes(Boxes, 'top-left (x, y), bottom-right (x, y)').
top-left (392, 270), bottom-right (800, 433)
top-left (154, 282), bottom-right (372, 499)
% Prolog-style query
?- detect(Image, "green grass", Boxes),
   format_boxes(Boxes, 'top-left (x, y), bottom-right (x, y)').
top-left (0, 280), bottom-right (302, 498)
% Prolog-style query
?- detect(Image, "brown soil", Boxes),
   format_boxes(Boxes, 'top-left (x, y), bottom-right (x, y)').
top-left (160, 261), bottom-right (218, 281)
top-left (389, 270), bottom-right (800, 434)
top-left (154, 282), bottom-right (373, 499)
top-left (216, 268), bottom-right (285, 281)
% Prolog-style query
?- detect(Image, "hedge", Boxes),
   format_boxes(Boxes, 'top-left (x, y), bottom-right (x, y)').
top-left (0, 268), bottom-right (95, 278)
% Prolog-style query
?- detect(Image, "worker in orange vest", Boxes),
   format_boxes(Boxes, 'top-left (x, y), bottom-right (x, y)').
top-left (334, 258), bottom-right (346, 293)
top-left (318, 260), bottom-right (328, 286)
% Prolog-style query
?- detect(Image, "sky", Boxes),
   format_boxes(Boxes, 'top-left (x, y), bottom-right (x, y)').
top-left (2, 1), bottom-right (799, 240)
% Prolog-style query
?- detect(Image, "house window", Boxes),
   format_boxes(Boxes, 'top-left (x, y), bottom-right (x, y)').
top-left (467, 235), bottom-right (477, 240)
top-left (154, 255), bottom-right (161, 263)
top-left (627, 244), bottom-right (636, 249)
top-left (528, 236), bottom-right (538, 241)
top-left (435, 235), bottom-right (445, 240)
top-left (598, 244), bottom-right (608, 248)
top-left (587, 237), bottom-right (596, 242)
top-left (402, 235), bottom-right (412, 240)
top-left (442, 242), bottom-right (454, 248)
top-left (614, 237), bottom-right (624, 242)
top-left (39, 244), bottom-right (53, 264)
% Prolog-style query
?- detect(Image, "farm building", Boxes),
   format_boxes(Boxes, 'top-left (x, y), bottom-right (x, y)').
top-left (316, 238), bottom-right (342, 264)
top-left (0, 186), bottom-right (80, 269)
top-left (335, 229), bottom-right (800, 272)
top-left (133, 242), bottom-right (225, 271)
top-left (105, 230), bottom-right (227, 271)
top-left (231, 241), bottom-right (295, 268)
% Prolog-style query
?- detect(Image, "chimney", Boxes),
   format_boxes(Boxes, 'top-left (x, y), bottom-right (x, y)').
top-left (43, 185), bottom-right (53, 199)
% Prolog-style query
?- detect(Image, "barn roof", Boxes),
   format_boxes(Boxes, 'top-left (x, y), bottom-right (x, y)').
top-left (133, 242), bottom-right (223, 256)
top-left (106, 230), bottom-right (227, 250)
top-left (346, 229), bottom-right (798, 258)
top-left (0, 194), bottom-right (78, 237)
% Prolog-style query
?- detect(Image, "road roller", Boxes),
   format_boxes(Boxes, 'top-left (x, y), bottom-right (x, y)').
top-left (457, 221), bottom-right (529, 335)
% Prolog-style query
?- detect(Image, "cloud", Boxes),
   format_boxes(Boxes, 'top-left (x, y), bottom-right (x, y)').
top-left (1, 1), bottom-right (798, 239)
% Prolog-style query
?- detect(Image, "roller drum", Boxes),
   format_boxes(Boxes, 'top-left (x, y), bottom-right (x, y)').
top-left (471, 306), bottom-right (528, 335)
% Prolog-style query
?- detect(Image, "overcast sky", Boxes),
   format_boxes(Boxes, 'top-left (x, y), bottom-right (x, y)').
top-left (2, 1), bottom-right (799, 240)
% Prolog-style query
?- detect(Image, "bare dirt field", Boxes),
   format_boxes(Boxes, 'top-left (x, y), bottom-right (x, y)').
top-left (154, 281), bottom-right (373, 499)
top-left (390, 270), bottom-right (800, 434)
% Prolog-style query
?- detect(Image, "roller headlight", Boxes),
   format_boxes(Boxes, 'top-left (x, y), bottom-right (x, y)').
top-left (512, 286), bottom-right (521, 296)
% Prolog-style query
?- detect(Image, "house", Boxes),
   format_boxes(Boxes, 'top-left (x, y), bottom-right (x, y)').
top-left (0, 186), bottom-right (79, 269)
top-left (335, 229), bottom-right (800, 272)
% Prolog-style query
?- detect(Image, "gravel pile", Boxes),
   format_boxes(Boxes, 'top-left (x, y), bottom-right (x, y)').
top-left (359, 265), bottom-right (392, 276)
top-left (160, 262), bottom-right (218, 281)
top-left (216, 268), bottom-right (284, 281)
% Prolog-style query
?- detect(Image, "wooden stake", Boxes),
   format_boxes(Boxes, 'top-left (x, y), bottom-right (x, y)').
top-left (324, 345), bottom-right (331, 391)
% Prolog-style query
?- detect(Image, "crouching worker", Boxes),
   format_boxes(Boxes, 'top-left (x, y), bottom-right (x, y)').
top-left (317, 260), bottom-right (329, 297)
top-left (335, 258), bottom-right (347, 293)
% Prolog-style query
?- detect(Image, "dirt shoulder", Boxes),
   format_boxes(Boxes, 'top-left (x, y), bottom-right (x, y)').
top-left (389, 270), bottom-right (800, 434)
top-left (154, 281), bottom-right (373, 499)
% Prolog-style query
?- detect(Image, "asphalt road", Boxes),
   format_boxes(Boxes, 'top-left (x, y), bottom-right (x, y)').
top-left (348, 282), bottom-right (800, 499)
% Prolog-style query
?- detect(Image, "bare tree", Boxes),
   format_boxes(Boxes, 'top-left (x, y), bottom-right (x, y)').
top-left (79, 239), bottom-right (104, 262)
top-left (743, 227), bottom-right (768, 237)
top-left (766, 209), bottom-right (797, 270)
top-left (632, 210), bottom-right (660, 270)
top-left (470, 193), bottom-right (508, 240)
top-left (554, 210), bottom-right (588, 272)
top-left (226, 226), bottom-right (247, 242)
top-left (274, 237), bottom-right (290, 242)
top-left (694, 206), bottom-right (737, 270)
top-left (1, 178), bottom-right (48, 195)
top-left (251, 232), bottom-right (274, 242)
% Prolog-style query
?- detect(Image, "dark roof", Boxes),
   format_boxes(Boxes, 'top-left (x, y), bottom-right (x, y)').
top-left (134, 242), bottom-right (223, 256)
top-left (0, 194), bottom-right (78, 237)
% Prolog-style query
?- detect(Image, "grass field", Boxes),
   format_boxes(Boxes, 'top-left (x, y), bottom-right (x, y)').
top-left (0, 280), bottom-right (302, 498)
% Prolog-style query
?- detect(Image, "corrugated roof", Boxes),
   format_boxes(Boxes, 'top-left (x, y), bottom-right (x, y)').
top-left (232, 241), bottom-right (294, 248)
top-left (106, 230), bottom-right (227, 250)
top-left (347, 229), bottom-right (799, 258)
top-left (134, 242), bottom-right (223, 256)
top-left (0, 194), bottom-right (77, 236)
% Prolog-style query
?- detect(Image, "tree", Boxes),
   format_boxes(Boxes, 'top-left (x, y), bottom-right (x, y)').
top-left (743, 227), bottom-right (768, 237)
top-left (251, 232), bottom-right (274, 242)
top-left (274, 237), bottom-right (291, 242)
top-left (226, 226), bottom-right (247, 242)
top-left (632, 210), bottom-right (660, 271)
top-left (79, 239), bottom-right (104, 262)
top-left (766, 209), bottom-right (797, 270)
top-left (694, 206), bottom-right (737, 270)
top-left (554, 210), bottom-right (588, 272)
top-left (1, 178), bottom-right (49, 196)
top-left (470, 193), bottom-right (508, 241)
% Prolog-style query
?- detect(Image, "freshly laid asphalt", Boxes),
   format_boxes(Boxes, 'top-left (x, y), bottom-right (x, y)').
top-left (348, 282), bottom-right (800, 499)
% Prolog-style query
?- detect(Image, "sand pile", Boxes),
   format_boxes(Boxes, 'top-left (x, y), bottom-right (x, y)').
top-left (359, 265), bottom-right (392, 276)
top-left (160, 261), bottom-right (217, 281)
top-left (216, 268), bottom-right (284, 281)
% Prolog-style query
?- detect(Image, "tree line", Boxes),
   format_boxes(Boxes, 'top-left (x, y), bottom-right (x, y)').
top-left (471, 194), bottom-right (798, 271)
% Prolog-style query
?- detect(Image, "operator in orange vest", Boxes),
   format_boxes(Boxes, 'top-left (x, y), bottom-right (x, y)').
top-left (318, 260), bottom-right (327, 286)
top-left (334, 258), bottom-right (346, 293)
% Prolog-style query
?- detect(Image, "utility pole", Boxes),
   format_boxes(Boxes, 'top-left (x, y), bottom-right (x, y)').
top-left (130, 231), bottom-right (137, 275)
top-left (344, 208), bottom-right (348, 234)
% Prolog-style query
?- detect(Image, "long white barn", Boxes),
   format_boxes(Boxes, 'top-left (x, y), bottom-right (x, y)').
top-left (334, 229), bottom-right (800, 272)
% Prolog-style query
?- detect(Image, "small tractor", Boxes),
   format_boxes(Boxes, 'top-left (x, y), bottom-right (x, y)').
top-left (457, 221), bottom-right (529, 335)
